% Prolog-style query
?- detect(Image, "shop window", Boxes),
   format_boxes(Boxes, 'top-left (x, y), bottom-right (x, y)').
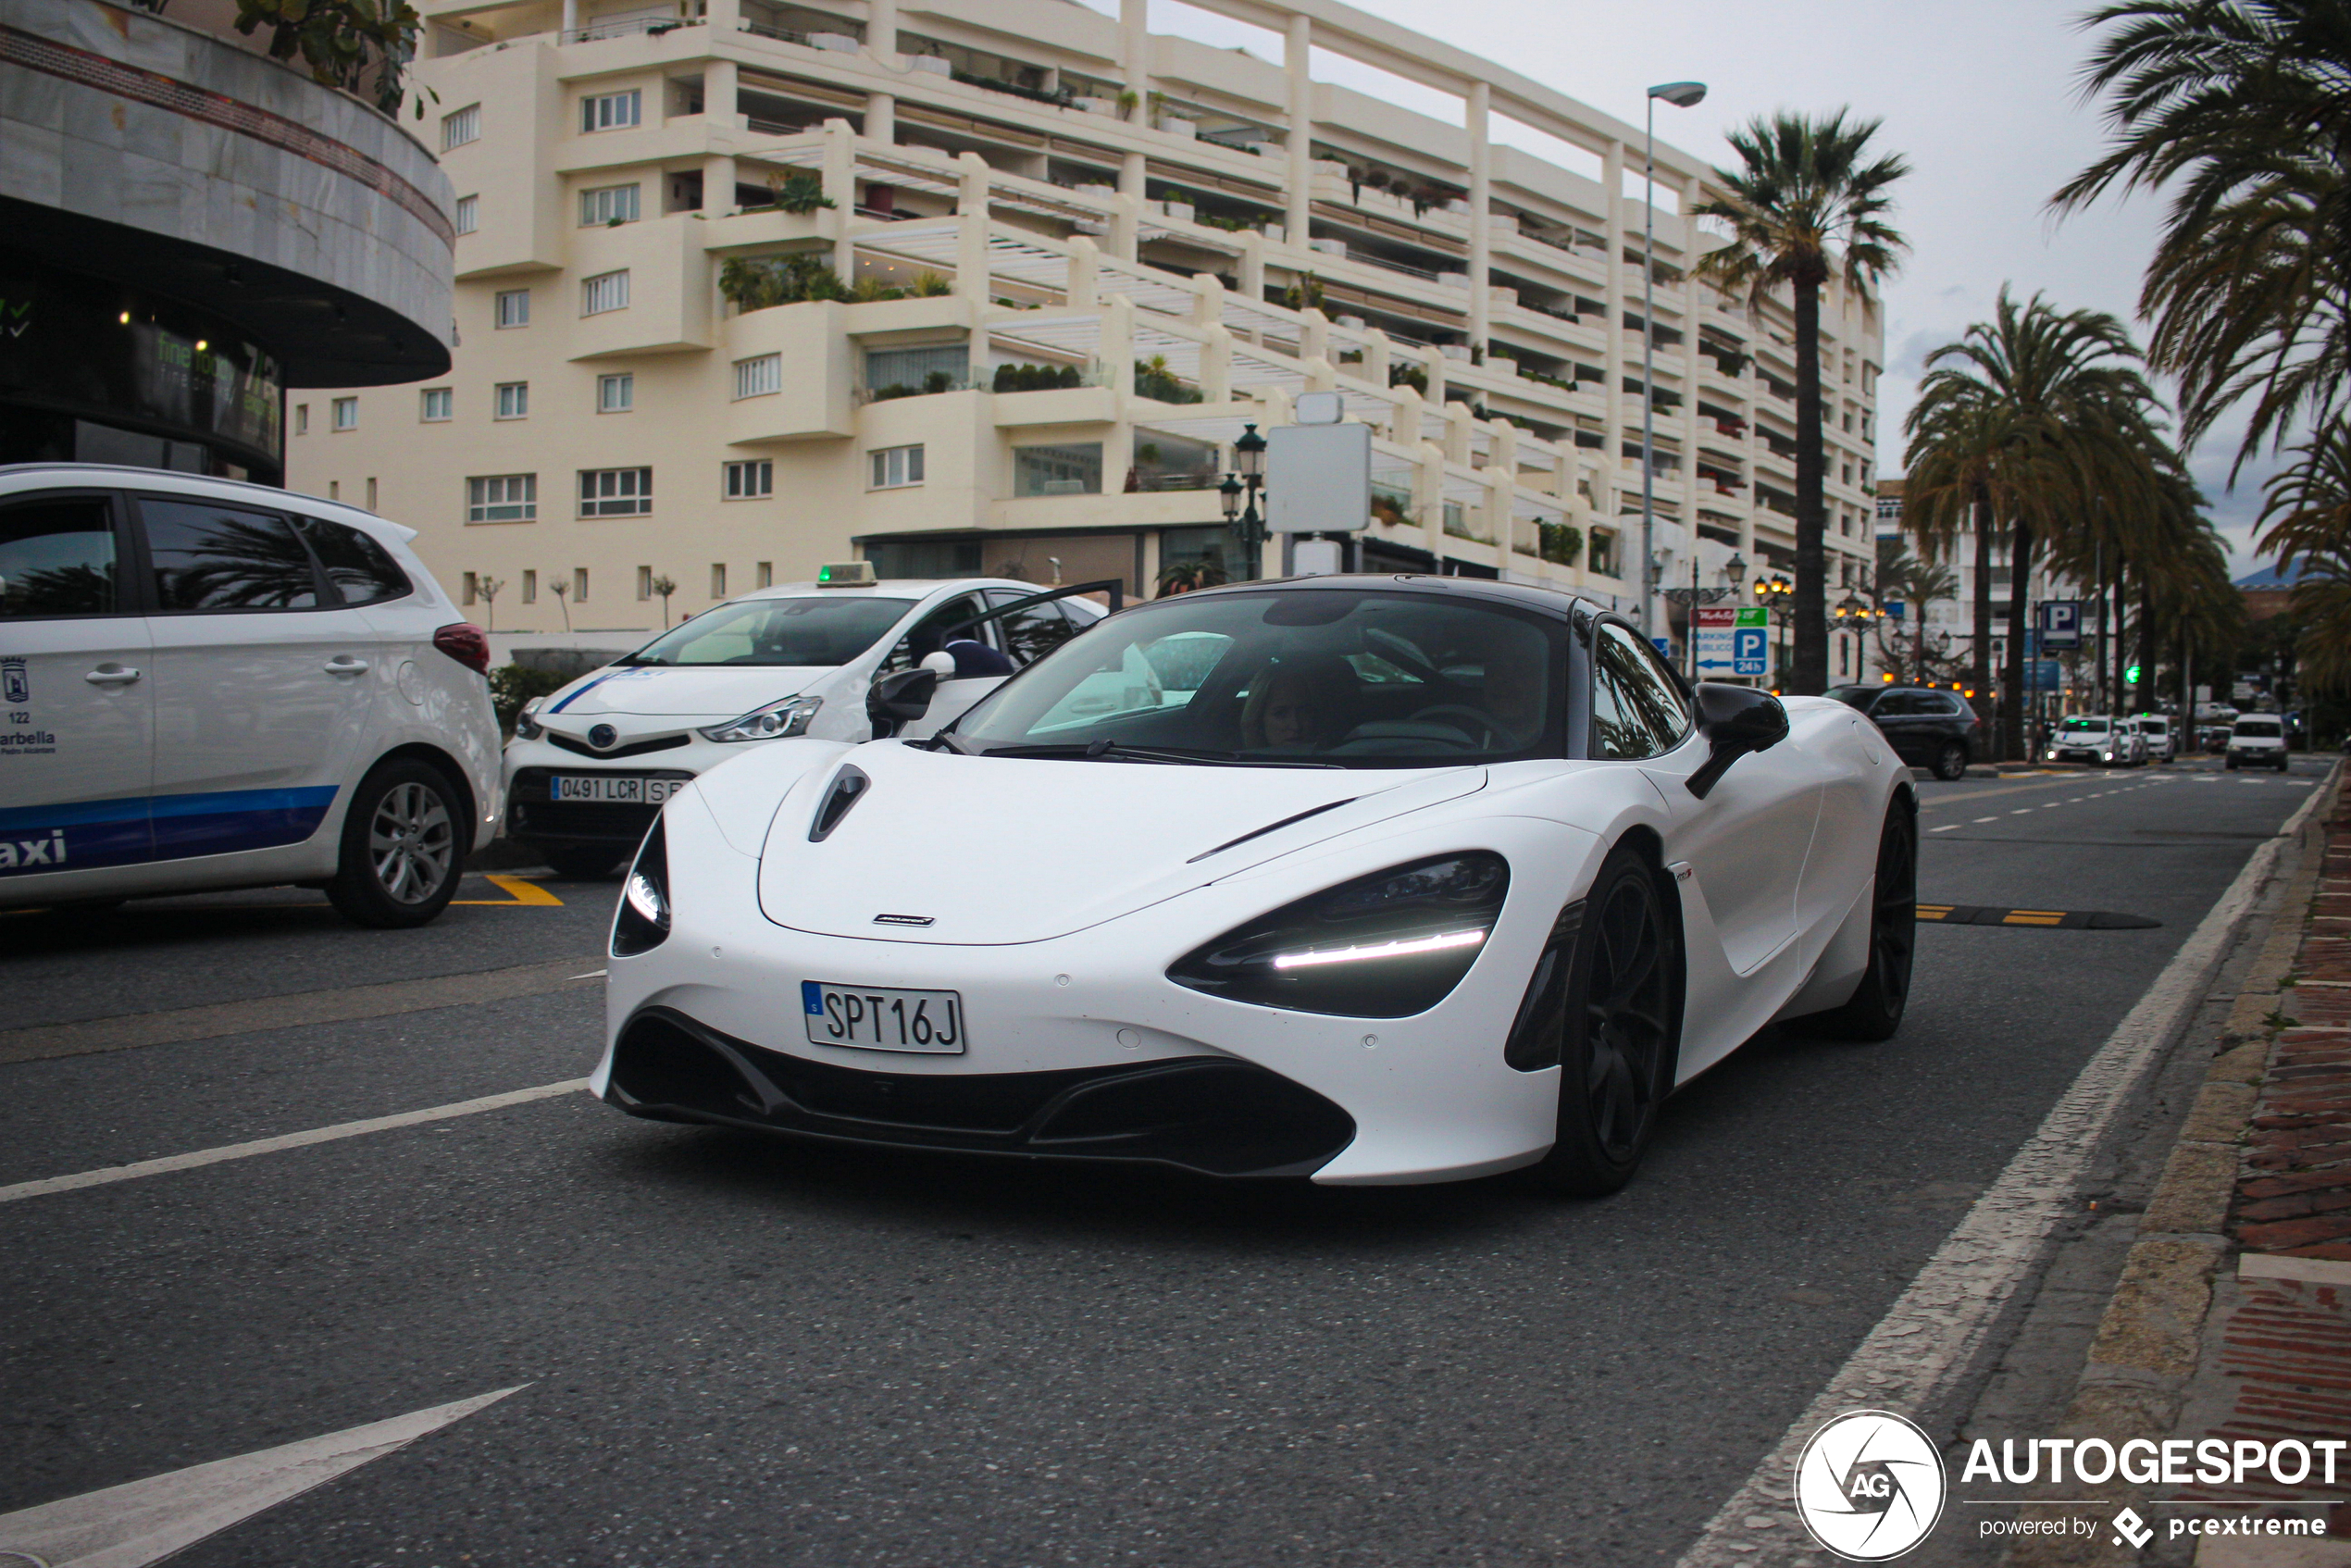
top-left (1014, 442), bottom-right (1101, 497)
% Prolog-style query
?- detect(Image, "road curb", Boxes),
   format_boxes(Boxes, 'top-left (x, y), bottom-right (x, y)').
top-left (2003, 761), bottom-right (2343, 1566)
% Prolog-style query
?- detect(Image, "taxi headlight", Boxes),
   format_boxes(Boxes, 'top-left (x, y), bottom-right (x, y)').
top-left (699, 694), bottom-right (822, 743)
top-left (613, 817), bottom-right (671, 957)
top-left (513, 697), bottom-right (546, 741)
top-left (1167, 852), bottom-right (1509, 1018)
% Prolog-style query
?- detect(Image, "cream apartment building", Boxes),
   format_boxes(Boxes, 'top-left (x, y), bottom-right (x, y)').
top-left (292, 0), bottom-right (1885, 662)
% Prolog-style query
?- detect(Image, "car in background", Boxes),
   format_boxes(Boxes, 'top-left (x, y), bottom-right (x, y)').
top-left (502, 570), bottom-right (1110, 877)
top-left (2046, 714), bottom-right (2145, 766)
top-left (2226, 714), bottom-right (2291, 771)
top-left (1825, 684), bottom-right (1979, 779)
top-left (2135, 714), bottom-right (2177, 763)
top-left (1, 465), bottom-right (501, 927)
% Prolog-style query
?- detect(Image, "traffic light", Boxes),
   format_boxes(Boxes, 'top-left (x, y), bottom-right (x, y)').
top-left (2126, 664), bottom-right (2142, 685)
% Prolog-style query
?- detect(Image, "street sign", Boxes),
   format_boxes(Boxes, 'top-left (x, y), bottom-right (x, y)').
top-left (1885, 599), bottom-right (1906, 622)
top-left (1266, 420), bottom-right (1370, 533)
top-left (1652, 636), bottom-right (1673, 658)
top-left (2025, 658), bottom-right (2061, 692)
top-left (1695, 605), bottom-right (1770, 680)
top-left (2038, 600), bottom-right (2081, 651)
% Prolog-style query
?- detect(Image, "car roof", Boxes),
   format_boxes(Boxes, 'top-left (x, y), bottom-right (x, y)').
top-left (727, 577), bottom-right (1057, 603)
top-left (0, 462), bottom-right (419, 545)
top-left (1167, 572), bottom-right (1600, 622)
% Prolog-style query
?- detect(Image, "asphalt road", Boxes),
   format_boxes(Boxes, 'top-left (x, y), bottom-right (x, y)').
top-left (0, 753), bottom-right (2329, 1567)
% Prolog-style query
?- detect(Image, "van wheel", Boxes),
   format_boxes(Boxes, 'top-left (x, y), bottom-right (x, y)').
top-left (327, 760), bottom-right (464, 928)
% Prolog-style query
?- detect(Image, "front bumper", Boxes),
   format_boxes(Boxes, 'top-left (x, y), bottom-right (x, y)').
top-left (592, 787), bottom-right (1600, 1185)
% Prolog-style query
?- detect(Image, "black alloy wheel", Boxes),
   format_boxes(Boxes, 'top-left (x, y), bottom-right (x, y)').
top-left (1813, 795), bottom-right (1918, 1041)
top-left (1933, 740), bottom-right (1968, 781)
top-left (1527, 843), bottom-right (1679, 1196)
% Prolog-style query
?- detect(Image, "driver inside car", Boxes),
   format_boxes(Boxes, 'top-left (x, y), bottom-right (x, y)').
top-left (1240, 655), bottom-right (1360, 752)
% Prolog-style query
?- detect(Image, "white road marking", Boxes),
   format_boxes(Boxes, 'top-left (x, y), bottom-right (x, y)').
top-left (568, 969), bottom-right (608, 979)
top-left (1930, 824), bottom-right (1960, 832)
top-left (1973, 816), bottom-right (1997, 824)
top-left (1673, 762), bottom-right (2340, 1568)
top-left (0, 1080), bottom-right (589, 1205)
top-left (2010, 808), bottom-right (2034, 815)
top-left (0, 1386), bottom-right (525, 1568)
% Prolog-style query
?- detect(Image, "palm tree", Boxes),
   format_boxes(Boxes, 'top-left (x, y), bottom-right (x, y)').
top-left (1694, 111), bottom-right (1910, 694)
top-left (2258, 420), bottom-right (2351, 690)
top-left (1872, 549), bottom-right (1960, 684)
top-left (1903, 291), bottom-right (2170, 758)
top-left (2053, 0), bottom-right (2351, 474)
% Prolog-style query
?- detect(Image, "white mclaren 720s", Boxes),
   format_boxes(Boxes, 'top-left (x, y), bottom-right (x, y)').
top-left (591, 575), bottom-right (1917, 1194)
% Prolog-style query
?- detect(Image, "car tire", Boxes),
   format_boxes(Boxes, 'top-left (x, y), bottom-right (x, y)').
top-left (1812, 794), bottom-right (1918, 1042)
top-left (326, 758), bottom-right (466, 929)
top-left (1525, 842), bottom-right (1681, 1198)
top-left (2226, 759), bottom-right (2237, 771)
top-left (541, 843), bottom-right (623, 879)
top-left (1932, 740), bottom-right (1968, 781)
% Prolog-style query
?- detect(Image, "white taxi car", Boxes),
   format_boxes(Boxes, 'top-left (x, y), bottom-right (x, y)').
top-left (502, 567), bottom-right (1111, 877)
top-left (2045, 714), bottom-right (2144, 767)
top-left (1, 465), bottom-right (501, 926)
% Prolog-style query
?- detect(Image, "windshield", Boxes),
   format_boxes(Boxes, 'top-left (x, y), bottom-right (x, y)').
top-left (625, 595), bottom-right (914, 667)
top-left (952, 588), bottom-right (1568, 767)
top-left (2236, 718), bottom-right (2283, 737)
top-left (2059, 716), bottom-right (2109, 733)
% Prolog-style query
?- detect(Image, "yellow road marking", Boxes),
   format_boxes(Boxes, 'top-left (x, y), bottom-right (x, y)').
top-left (452, 874), bottom-right (565, 908)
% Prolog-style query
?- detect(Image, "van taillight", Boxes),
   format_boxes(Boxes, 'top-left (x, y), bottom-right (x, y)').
top-left (433, 623), bottom-right (490, 675)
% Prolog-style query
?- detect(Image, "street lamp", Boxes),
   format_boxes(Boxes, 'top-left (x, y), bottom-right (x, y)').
top-left (1753, 571), bottom-right (1793, 688)
top-left (1661, 551), bottom-right (1747, 680)
top-left (1219, 421), bottom-right (1268, 580)
top-left (1640, 80), bottom-right (1707, 644)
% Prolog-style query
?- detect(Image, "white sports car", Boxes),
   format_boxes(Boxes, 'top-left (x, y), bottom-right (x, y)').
top-left (591, 577), bottom-right (1917, 1192)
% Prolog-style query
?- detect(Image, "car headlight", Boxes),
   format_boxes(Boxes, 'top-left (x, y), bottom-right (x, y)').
top-left (514, 696), bottom-right (546, 740)
top-left (699, 694), bottom-right (822, 743)
top-left (613, 816), bottom-right (671, 957)
top-left (1167, 852), bottom-right (1509, 1018)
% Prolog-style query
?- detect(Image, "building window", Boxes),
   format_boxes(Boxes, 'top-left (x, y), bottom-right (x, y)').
top-left (710, 563), bottom-right (727, 598)
top-left (495, 381), bottom-right (529, 420)
top-left (581, 270), bottom-right (630, 316)
top-left (329, 481), bottom-right (339, 500)
top-left (582, 90), bottom-right (641, 132)
top-left (521, 569), bottom-right (538, 604)
top-left (294, 404), bottom-right (308, 435)
top-left (466, 473), bottom-right (538, 523)
top-left (495, 289), bottom-right (530, 329)
top-left (598, 373), bottom-right (634, 413)
top-left (868, 443), bottom-right (925, 490)
top-left (454, 195), bottom-right (479, 235)
top-left (443, 105), bottom-right (480, 149)
top-left (756, 561), bottom-right (774, 588)
top-left (579, 183), bottom-right (640, 226)
top-left (636, 565), bottom-right (653, 600)
top-left (420, 388), bottom-right (453, 422)
top-left (573, 566), bottom-right (590, 603)
top-left (331, 397), bottom-right (357, 431)
top-left (724, 459), bottom-right (773, 499)
top-left (1588, 528), bottom-right (1617, 578)
top-left (733, 354), bottom-right (782, 400)
top-left (1014, 442), bottom-right (1102, 497)
top-left (581, 467), bottom-right (653, 517)
top-left (865, 343), bottom-right (970, 394)
top-left (462, 571), bottom-right (479, 606)
top-left (366, 477), bottom-right (378, 511)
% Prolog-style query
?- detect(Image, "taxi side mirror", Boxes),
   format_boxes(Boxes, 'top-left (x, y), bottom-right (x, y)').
top-left (867, 668), bottom-right (939, 738)
top-left (1686, 684), bottom-right (1789, 800)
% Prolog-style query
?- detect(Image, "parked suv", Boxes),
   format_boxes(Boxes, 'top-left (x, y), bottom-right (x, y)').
top-left (2226, 714), bottom-right (2290, 771)
top-left (1825, 683), bottom-right (1979, 778)
top-left (0, 466), bottom-right (500, 926)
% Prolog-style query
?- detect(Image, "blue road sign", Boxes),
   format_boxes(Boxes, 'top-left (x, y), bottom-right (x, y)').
top-left (2038, 600), bottom-right (2081, 651)
top-left (1732, 626), bottom-right (1768, 678)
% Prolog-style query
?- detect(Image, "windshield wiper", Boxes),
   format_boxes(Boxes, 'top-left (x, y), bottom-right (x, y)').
top-left (977, 740), bottom-right (1338, 768)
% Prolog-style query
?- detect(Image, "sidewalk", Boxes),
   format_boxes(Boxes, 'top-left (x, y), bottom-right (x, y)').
top-left (2010, 768), bottom-right (2346, 1566)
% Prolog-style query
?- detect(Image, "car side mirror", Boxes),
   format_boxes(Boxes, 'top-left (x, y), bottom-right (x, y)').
top-left (918, 650), bottom-right (959, 678)
top-left (867, 668), bottom-right (939, 738)
top-left (1686, 683), bottom-right (1789, 800)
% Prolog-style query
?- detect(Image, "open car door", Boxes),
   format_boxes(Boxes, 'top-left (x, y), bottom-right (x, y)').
top-left (890, 581), bottom-right (1123, 740)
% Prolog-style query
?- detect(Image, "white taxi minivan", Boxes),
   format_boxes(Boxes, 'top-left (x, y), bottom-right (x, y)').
top-left (0, 466), bottom-right (501, 926)
top-left (501, 567), bottom-right (1112, 876)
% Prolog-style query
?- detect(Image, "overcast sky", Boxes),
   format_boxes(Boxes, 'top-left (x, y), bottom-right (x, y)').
top-left (1079, 0), bottom-right (2281, 578)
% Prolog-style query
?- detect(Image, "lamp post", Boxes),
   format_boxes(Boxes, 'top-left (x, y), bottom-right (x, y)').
top-left (1753, 570), bottom-right (1793, 689)
top-left (1640, 80), bottom-right (1707, 645)
top-left (1833, 590), bottom-right (1887, 686)
top-left (1219, 420), bottom-right (1268, 580)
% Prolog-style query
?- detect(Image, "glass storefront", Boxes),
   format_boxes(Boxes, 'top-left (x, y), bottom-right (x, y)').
top-left (0, 254), bottom-right (284, 484)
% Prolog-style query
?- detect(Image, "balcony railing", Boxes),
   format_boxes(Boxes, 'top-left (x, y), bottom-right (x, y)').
top-left (564, 16), bottom-right (699, 42)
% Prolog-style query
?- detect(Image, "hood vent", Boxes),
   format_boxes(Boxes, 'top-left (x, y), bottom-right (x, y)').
top-left (1187, 798), bottom-right (1360, 864)
top-left (808, 765), bottom-right (871, 842)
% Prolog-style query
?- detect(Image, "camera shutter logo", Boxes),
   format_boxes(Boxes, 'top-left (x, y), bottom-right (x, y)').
top-left (1794, 1410), bottom-right (1947, 1561)
top-left (2, 658), bottom-right (26, 705)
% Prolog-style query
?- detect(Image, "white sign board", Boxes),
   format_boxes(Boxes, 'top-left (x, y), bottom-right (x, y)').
top-left (1267, 421), bottom-right (1371, 534)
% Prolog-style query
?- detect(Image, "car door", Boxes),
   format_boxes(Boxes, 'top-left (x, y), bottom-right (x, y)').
top-left (133, 492), bottom-right (380, 862)
top-left (1604, 624), bottom-right (1818, 977)
top-left (0, 488), bottom-right (155, 874)
top-left (896, 584), bottom-right (1114, 740)
top-left (1872, 690), bottom-right (1927, 761)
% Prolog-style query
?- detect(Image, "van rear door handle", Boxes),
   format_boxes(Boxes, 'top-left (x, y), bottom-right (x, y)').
top-left (84, 666), bottom-right (142, 686)
top-left (324, 655), bottom-right (371, 676)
